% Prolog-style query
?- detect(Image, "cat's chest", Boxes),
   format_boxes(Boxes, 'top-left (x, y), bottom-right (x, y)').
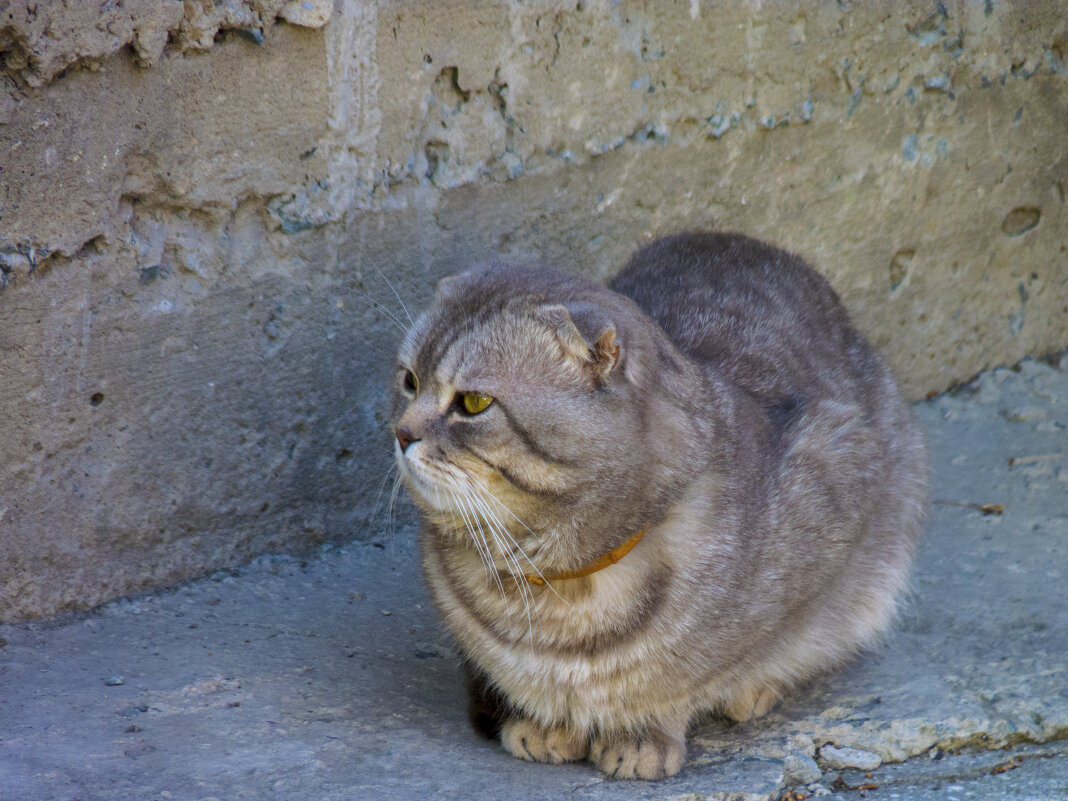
top-left (429, 542), bottom-right (661, 652)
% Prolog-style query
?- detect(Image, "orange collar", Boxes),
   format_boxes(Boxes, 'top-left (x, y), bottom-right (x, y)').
top-left (525, 529), bottom-right (646, 586)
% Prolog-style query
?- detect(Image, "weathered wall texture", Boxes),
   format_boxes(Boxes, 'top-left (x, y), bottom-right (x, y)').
top-left (1, 1), bottom-right (1066, 622)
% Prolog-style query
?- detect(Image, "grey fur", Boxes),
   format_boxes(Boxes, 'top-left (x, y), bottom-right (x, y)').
top-left (390, 232), bottom-right (928, 780)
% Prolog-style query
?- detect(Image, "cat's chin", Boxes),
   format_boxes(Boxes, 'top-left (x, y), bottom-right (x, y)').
top-left (396, 463), bottom-right (438, 507)
top-left (395, 451), bottom-right (452, 513)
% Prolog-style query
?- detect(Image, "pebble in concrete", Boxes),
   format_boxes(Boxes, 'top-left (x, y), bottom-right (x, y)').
top-left (818, 745), bottom-right (882, 771)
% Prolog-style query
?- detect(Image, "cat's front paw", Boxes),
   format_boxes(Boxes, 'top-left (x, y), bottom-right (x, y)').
top-left (589, 730), bottom-right (686, 780)
top-left (500, 718), bottom-right (589, 765)
top-left (722, 685), bottom-right (779, 723)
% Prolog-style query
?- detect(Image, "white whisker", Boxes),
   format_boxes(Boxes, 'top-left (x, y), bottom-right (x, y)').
top-left (465, 475), bottom-right (569, 605)
top-left (441, 458), bottom-right (563, 619)
top-left (447, 485), bottom-right (503, 596)
top-left (387, 470), bottom-right (403, 545)
top-left (369, 462), bottom-right (398, 526)
top-left (466, 474), bottom-right (540, 539)
top-left (465, 489), bottom-right (526, 580)
top-left (440, 462), bottom-right (538, 630)
top-left (466, 489), bottom-right (537, 639)
top-left (421, 459), bottom-right (569, 631)
top-left (457, 487), bottom-right (508, 598)
top-left (371, 262), bottom-right (415, 327)
top-left (352, 290), bottom-right (409, 334)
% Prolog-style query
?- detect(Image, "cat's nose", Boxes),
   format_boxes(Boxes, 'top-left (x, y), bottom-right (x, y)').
top-left (396, 426), bottom-right (420, 453)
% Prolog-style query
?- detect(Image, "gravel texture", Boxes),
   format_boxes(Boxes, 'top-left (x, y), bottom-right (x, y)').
top-left (1, 354), bottom-right (1065, 800)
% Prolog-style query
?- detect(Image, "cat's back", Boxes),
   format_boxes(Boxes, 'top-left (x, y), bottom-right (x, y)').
top-left (609, 232), bottom-right (877, 405)
top-left (609, 234), bottom-right (927, 674)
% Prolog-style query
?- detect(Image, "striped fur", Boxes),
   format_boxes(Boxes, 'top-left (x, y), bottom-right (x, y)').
top-left (390, 233), bottom-right (928, 780)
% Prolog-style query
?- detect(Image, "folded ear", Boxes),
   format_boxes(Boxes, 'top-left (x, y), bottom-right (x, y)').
top-left (592, 326), bottom-right (621, 380)
top-left (534, 304), bottom-right (590, 363)
top-left (535, 304), bottom-right (622, 384)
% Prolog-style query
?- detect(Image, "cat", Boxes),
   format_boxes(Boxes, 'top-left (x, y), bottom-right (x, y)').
top-left (390, 232), bottom-right (928, 780)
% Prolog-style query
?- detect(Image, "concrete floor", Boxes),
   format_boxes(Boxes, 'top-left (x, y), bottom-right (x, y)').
top-left (2, 354), bottom-right (1066, 801)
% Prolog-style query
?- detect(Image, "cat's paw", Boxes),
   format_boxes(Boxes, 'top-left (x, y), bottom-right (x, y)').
top-left (500, 718), bottom-right (589, 764)
top-left (722, 685), bottom-right (778, 723)
top-left (589, 730), bottom-right (686, 780)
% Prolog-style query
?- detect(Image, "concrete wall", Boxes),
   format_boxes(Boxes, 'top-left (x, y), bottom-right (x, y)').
top-left (1, 0), bottom-right (1066, 622)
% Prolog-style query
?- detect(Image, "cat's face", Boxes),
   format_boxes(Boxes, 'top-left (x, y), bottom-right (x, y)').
top-left (392, 307), bottom-right (583, 514)
top-left (390, 264), bottom-right (658, 572)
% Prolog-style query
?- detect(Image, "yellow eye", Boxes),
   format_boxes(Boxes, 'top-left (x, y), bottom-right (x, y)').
top-left (461, 391), bottom-right (493, 415)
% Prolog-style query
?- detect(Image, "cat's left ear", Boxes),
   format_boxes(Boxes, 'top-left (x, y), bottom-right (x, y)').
top-left (535, 303), bottom-right (622, 384)
top-left (432, 273), bottom-right (462, 301)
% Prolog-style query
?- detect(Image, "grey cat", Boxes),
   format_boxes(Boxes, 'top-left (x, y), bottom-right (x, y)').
top-left (390, 233), bottom-right (928, 780)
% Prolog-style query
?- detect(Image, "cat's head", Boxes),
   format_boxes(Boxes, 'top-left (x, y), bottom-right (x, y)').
top-left (390, 262), bottom-right (688, 574)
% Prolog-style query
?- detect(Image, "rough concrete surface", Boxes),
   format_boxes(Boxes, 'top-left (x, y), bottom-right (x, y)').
top-left (1, 2), bottom-right (1067, 621)
top-left (0, 0), bottom-right (334, 88)
top-left (1, 355), bottom-right (1065, 799)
